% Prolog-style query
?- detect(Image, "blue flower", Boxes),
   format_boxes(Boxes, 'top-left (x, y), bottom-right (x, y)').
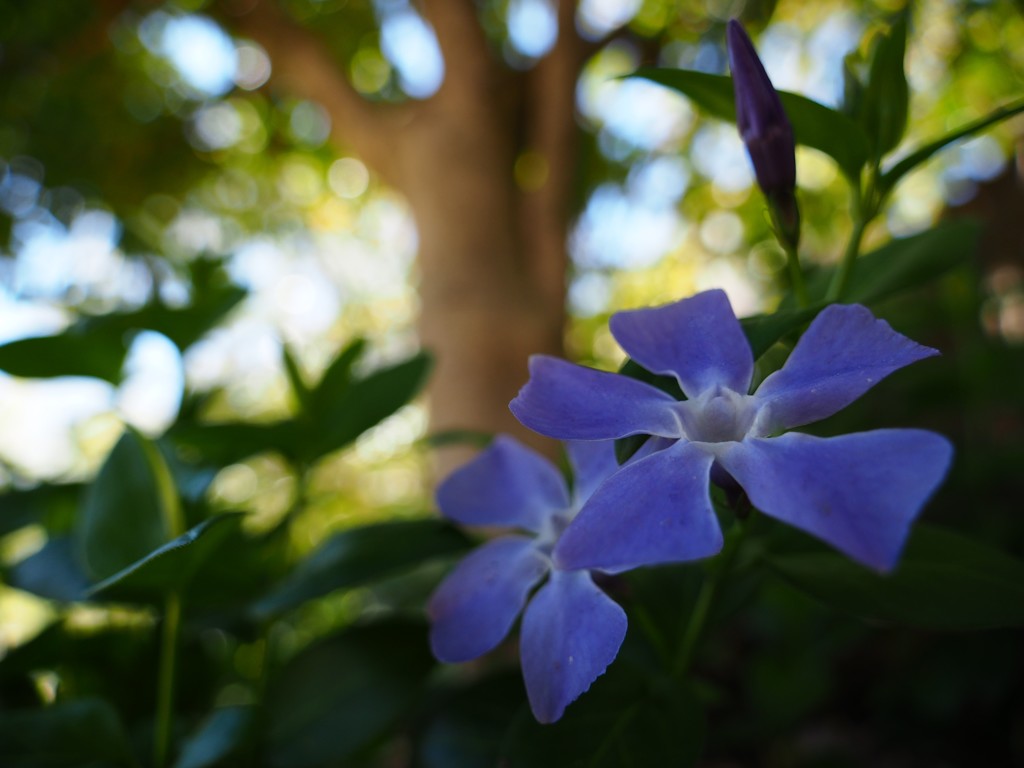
top-left (510, 289), bottom-right (953, 573)
top-left (427, 436), bottom-right (628, 724)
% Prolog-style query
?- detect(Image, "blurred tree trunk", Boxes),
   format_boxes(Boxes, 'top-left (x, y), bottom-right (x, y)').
top-left (227, 0), bottom-right (586, 468)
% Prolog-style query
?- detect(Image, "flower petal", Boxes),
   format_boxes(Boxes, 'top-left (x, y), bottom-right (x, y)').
top-left (753, 304), bottom-right (938, 431)
top-left (716, 430), bottom-right (953, 571)
top-left (609, 290), bottom-right (754, 398)
top-left (436, 435), bottom-right (569, 533)
top-left (510, 355), bottom-right (683, 440)
top-left (565, 440), bottom-right (619, 505)
top-left (520, 570), bottom-right (627, 723)
top-left (428, 536), bottom-right (549, 662)
top-left (554, 441), bottom-right (722, 572)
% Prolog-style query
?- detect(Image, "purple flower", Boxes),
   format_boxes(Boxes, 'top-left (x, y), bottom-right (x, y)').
top-left (510, 289), bottom-right (953, 573)
top-left (727, 19), bottom-right (796, 197)
top-left (427, 436), bottom-right (628, 724)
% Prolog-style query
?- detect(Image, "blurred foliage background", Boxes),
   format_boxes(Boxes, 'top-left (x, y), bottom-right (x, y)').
top-left (0, 0), bottom-right (1022, 765)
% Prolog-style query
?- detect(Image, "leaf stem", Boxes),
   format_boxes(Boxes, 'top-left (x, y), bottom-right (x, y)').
top-left (826, 215), bottom-right (868, 303)
top-left (782, 240), bottom-right (810, 308)
top-left (671, 524), bottom-right (745, 680)
top-left (154, 590), bottom-right (182, 768)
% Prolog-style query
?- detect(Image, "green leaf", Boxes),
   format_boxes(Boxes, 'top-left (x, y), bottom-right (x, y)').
top-left (76, 429), bottom-right (179, 581)
top-left (173, 706), bottom-right (253, 768)
top-left (310, 337), bottom-right (367, 417)
top-left (860, 14), bottom-right (909, 159)
top-left (880, 98), bottom-right (1024, 195)
top-left (0, 698), bottom-right (136, 767)
top-left (816, 218), bottom-right (982, 305)
top-left (251, 519), bottom-right (471, 619)
top-left (168, 420), bottom-right (300, 466)
top-left (500, 668), bottom-right (705, 768)
top-left (87, 514), bottom-right (243, 601)
top-left (307, 350), bottom-right (433, 461)
top-left (8, 537), bottom-right (91, 602)
top-left (0, 331), bottom-right (128, 382)
top-left (765, 524), bottom-right (1024, 630)
top-left (264, 619), bottom-right (435, 766)
top-left (632, 68), bottom-right (869, 179)
top-left (419, 671), bottom-right (525, 768)
top-left (281, 344), bottom-right (311, 413)
top-left (0, 285), bottom-right (245, 383)
top-left (740, 305), bottom-right (824, 360)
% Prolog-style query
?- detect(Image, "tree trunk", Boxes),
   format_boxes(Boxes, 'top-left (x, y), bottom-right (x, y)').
top-left (228, 0), bottom-right (584, 469)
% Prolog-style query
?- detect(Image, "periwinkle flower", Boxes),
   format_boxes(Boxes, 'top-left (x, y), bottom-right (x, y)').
top-left (428, 436), bottom-right (627, 724)
top-left (727, 19), bottom-right (796, 197)
top-left (510, 290), bottom-right (953, 573)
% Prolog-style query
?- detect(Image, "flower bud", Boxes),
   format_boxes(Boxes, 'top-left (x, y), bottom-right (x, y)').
top-left (726, 19), bottom-right (796, 197)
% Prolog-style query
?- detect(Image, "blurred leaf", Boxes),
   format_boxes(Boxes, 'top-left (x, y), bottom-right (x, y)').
top-left (0, 286), bottom-right (245, 383)
top-left (87, 514), bottom-right (243, 601)
top-left (765, 524), bottom-right (1024, 629)
top-left (168, 421), bottom-right (300, 467)
top-left (306, 351), bottom-right (433, 461)
top-left (0, 484), bottom-right (82, 537)
top-left (0, 332), bottom-right (127, 382)
top-left (309, 337), bottom-right (366, 417)
top-left (264, 619), bottom-right (435, 767)
top-left (281, 344), bottom-right (311, 413)
top-left (76, 429), bottom-right (178, 581)
top-left (8, 537), bottom-right (90, 602)
top-left (418, 671), bottom-right (524, 768)
top-left (0, 698), bottom-right (136, 767)
top-left (173, 706), bottom-right (253, 768)
top-left (860, 13), bottom-right (909, 159)
top-left (500, 669), bottom-right (704, 768)
top-left (251, 519), bottom-right (471, 619)
top-left (830, 219), bottom-right (981, 304)
top-left (880, 98), bottom-right (1024, 195)
top-left (632, 68), bottom-right (869, 179)
top-left (740, 305), bottom-right (823, 360)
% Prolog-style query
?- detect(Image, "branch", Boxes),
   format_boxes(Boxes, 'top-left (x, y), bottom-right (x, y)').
top-left (220, 0), bottom-right (410, 184)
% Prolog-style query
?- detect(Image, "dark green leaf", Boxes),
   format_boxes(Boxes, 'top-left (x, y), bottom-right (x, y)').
top-left (419, 671), bottom-right (525, 768)
top-left (500, 668), bottom-right (704, 768)
top-left (420, 429), bottom-right (494, 449)
top-left (307, 351), bottom-right (432, 461)
top-left (168, 420), bottom-right (300, 467)
top-left (76, 429), bottom-right (178, 581)
top-left (0, 698), bottom-right (136, 767)
top-left (829, 218), bottom-right (981, 304)
top-left (87, 514), bottom-right (243, 601)
top-left (632, 68), bottom-right (869, 179)
top-left (860, 14), bottom-right (909, 158)
top-left (740, 305), bottom-right (824, 360)
top-left (0, 332), bottom-right (127, 382)
top-left (264, 619), bottom-right (435, 767)
top-left (0, 484), bottom-right (83, 537)
top-left (0, 286), bottom-right (245, 383)
top-left (8, 537), bottom-right (90, 601)
top-left (310, 337), bottom-right (366, 417)
top-left (281, 344), bottom-right (311, 413)
top-left (251, 519), bottom-right (471, 619)
top-left (880, 98), bottom-right (1024, 195)
top-left (173, 706), bottom-right (254, 768)
top-left (765, 524), bottom-right (1024, 629)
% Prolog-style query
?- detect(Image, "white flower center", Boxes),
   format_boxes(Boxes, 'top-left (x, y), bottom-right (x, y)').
top-left (676, 386), bottom-right (761, 444)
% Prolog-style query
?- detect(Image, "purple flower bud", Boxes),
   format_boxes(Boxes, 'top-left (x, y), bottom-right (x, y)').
top-left (727, 19), bottom-right (796, 196)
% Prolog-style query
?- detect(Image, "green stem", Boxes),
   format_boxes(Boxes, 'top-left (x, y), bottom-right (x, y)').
top-left (671, 525), bottom-right (745, 680)
top-left (782, 241), bottom-right (810, 308)
top-left (826, 215), bottom-right (868, 302)
top-left (154, 591), bottom-right (182, 768)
